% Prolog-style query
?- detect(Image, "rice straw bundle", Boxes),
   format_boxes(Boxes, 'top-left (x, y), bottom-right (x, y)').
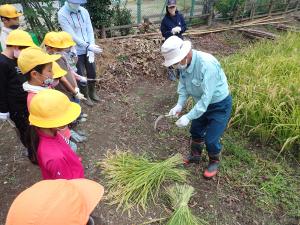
top-left (166, 184), bottom-right (208, 225)
top-left (102, 152), bottom-right (188, 211)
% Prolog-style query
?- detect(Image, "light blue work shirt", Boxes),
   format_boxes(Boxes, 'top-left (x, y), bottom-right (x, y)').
top-left (58, 2), bottom-right (95, 55)
top-left (177, 50), bottom-right (229, 120)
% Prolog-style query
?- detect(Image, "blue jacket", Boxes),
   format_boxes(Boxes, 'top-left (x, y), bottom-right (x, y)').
top-left (177, 50), bottom-right (230, 120)
top-left (160, 11), bottom-right (187, 40)
top-left (58, 2), bottom-right (95, 55)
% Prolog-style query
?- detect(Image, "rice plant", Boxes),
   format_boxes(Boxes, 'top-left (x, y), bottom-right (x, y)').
top-left (101, 151), bottom-right (188, 211)
top-left (222, 33), bottom-right (300, 154)
top-left (166, 184), bottom-right (208, 225)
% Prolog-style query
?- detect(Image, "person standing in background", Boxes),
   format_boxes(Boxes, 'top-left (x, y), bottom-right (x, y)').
top-left (58, 0), bottom-right (102, 107)
top-left (160, 0), bottom-right (187, 81)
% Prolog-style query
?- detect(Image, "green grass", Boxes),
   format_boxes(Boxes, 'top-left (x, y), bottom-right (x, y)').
top-left (222, 33), bottom-right (300, 155)
top-left (221, 132), bottom-right (300, 217)
top-left (101, 152), bottom-right (188, 212)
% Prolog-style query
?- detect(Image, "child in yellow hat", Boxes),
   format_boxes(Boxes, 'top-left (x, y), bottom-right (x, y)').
top-left (0, 4), bottom-right (22, 51)
top-left (0, 30), bottom-right (35, 153)
top-left (42, 32), bottom-right (88, 143)
top-left (18, 46), bottom-right (79, 154)
top-left (25, 89), bottom-right (84, 179)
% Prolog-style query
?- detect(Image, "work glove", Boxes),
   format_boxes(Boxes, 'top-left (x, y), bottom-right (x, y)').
top-left (87, 51), bottom-right (95, 63)
top-left (171, 26), bottom-right (182, 34)
top-left (79, 75), bottom-right (87, 83)
top-left (74, 88), bottom-right (86, 100)
top-left (88, 44), bottom-right (103, 54)
top-left (168, 104), bottom-right (182, 117)
top-left (0, 112), bottom-right (10, 120)
top-left (176, 115), bottom-right (190, 128)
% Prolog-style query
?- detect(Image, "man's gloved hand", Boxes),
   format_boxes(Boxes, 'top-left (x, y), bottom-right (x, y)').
top-left (88, 44), bottom-right (103, 54)
top-left (171, 26), bottom-right (182, 34)
top-left (0, 112), bottom-right (9, 120)
top-left (74, 88), bottom-right (86, 100)
top-left (87, 51), bottom-right (95, 63)
top-left (79, 75), bottom-right (87, 83)
top-left (168, 104), bottom-right (182, 117)
top-left (175, 115), bottom-right (190, 127)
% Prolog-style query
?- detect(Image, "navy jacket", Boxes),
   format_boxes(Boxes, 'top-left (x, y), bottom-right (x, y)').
top-left (160, 11), bottom-right (187, 40)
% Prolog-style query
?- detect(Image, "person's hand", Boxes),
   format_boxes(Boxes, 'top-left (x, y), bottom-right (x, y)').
top-left (74, 88), bottom-right (86, 100)
top-left (87, 51), bottom-right (95, 63)
top-left (168, 104), bottom-right (182, 117)
top-left (79, 76), bottom-right (87, 83)
top-left (171, 26), bottom-right (181, 34)
top-left (88, 44), bottom-right (103, 54)
top-left (175, 115), bottom-right (190, 127)
top-left (0, 112), bottom-right (9, 120)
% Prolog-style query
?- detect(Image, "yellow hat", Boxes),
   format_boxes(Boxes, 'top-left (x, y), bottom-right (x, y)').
top-left (18, 46), bottom-right (61, 74)
top-left (59, 31), bottom-right (76, 48)
top-left (52, 61), bottom-right (67, 79)
top-left (29, 89), bottom-right (81, 128)
top-left (0, 4), bottom-right (22, 18)
top-left (6, 30), bottom-right (35, 47)
top-left (43, 32), bottom-right (69, 49)
top-left (5, 179), bottom-right (104, 225)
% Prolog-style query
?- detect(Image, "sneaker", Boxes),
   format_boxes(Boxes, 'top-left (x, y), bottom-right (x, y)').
top-left (70, 129), bottom-right (87, 143)
top-left (203, 159), bottom-right (220, 178)
top-left (81, 113), bottom-right (88, 118)
top-left (69, 140), bottom-right (78, 152)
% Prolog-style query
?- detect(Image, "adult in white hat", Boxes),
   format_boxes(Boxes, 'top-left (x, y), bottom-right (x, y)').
top-left (161, 36), bottom-right (232, 178)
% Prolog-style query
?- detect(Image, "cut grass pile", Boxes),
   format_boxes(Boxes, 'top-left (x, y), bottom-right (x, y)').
top-left (166, 184), bottom-right (208, 225)
top-left (221, 132), bottom-right (300, 217)
top-left (101, 152), bottom-right (188, 211)
top-left (221, 33), bottom-right (300, 154)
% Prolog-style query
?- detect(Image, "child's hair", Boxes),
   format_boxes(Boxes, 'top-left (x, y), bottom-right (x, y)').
top-left (24, 63), bottom-right (48, 80)
top-left (25, 125), bottom-right (40, 165)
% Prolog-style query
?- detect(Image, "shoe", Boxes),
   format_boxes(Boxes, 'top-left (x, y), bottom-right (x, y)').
top-left (81, 113), bottom-right (88, 118)
top-left (183, 139), bottom-right (204, 165)
top-left (76, 129), bottom-right (87, 137)
top-left (79, 84), bottom-right (94, 107)
top-left (88, 82), bottom-right (100, 102)
top-left (70, 129), bottom-right (87, 143)
top-left (203, 155), bottom-right (220, 178)
top-left (69, 140), bottom-right (78, 152)
top-left (78, 117), bottom-right (87, 123)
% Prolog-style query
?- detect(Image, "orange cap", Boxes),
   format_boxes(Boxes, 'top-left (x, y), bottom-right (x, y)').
top-left (5, 179), bottom-right (104, 225)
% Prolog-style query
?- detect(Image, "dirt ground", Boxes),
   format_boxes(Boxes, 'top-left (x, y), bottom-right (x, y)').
top-left (0, 30), bottom-right (298, 224)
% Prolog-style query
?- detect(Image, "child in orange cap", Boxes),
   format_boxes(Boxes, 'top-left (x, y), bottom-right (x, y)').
top-left (25, 89), bottom-right (84, 179)
top-left (5, 179), bottom-right (104, 225)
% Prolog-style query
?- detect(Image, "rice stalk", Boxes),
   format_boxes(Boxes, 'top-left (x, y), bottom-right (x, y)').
top-left (101, 151), bottom-right (188, 212)
top-left (166, 184), bottom-right (208, 225)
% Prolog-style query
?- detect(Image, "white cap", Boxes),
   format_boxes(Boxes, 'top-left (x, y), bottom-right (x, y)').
top-left (161, 36), bottom-right (192, 67)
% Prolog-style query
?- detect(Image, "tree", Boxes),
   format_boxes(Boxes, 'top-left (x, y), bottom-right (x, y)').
top-left (86, 0), bottom-right (113, 38)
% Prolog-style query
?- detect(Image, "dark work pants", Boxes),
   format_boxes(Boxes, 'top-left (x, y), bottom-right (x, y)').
top-left (76, 54), bottom-right (96, 85)
top-left (9, 108), bottom-right (29, 148)
top-left (190, 95), bottom-right (232, 156)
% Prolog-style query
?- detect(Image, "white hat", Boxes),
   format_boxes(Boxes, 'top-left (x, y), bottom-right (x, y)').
top-left (161, 36), bottom-right (192, 67)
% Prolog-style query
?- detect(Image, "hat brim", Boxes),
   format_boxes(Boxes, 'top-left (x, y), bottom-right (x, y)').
top-left (29, 102), bottom-right (81, 128)
top-left (22, 54), bottom-right (61, 74)
top-left (52, 62), bottom-right (67, 79)
top-left (167, 4), bottom-right (176, 7)
top-left (163, 41), bottom-right (191, 67)
top-left (70, 179), bottom-right (104, 222)
top-left (6, 12), bottom-right (22, 18)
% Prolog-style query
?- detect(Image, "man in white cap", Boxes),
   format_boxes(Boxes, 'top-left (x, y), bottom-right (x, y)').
top-left (58, 0), bottom-right (102, 107)
top-left (161, 36), bottom-right (232, 178)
